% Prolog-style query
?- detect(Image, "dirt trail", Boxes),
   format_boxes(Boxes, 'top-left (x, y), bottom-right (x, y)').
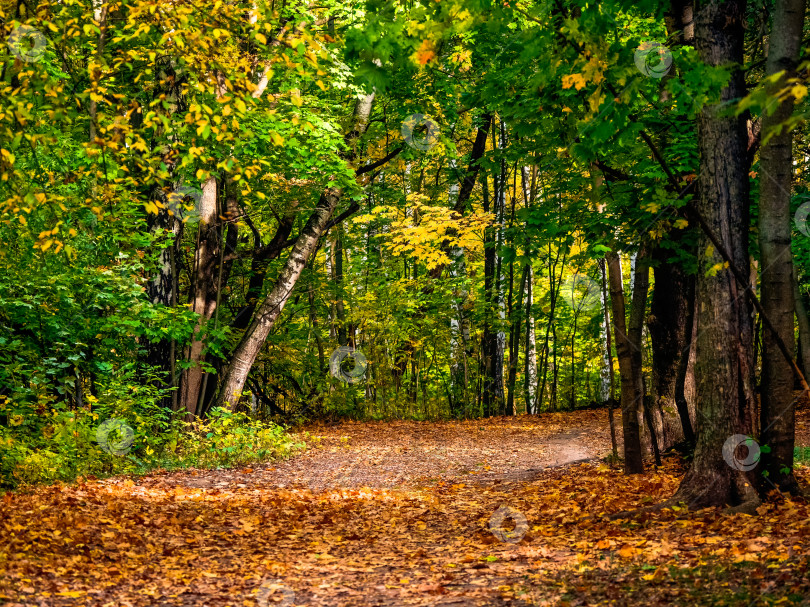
top-left (171, 411), bottom-right (614, 492)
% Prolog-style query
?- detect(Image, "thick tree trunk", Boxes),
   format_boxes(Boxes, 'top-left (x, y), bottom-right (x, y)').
top-left (674, 0), bottom-right (759, 510)
top-left (179, 177), bottom-right (238, 418)
top-left (607, 251), bottom-right (643, 474)
top-left (758, 0), bottom-right (805, 493)
top-left (627, 247), bottom-right (660, 464)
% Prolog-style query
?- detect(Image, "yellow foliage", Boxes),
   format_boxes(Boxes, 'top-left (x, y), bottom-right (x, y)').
top-left (358, 198), bottom-right (493, 270)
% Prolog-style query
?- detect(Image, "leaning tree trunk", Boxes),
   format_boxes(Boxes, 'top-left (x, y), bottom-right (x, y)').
top-left (218, 188), bottom-right (343, 409)
top-left (606, 251), bottom-right (644, 474)
top-left (758, 0), bottom-right (806, 494)
top-left (673, 0), bottom-right (759, 510)
top-left (217, 93), bottom-right (376, 409)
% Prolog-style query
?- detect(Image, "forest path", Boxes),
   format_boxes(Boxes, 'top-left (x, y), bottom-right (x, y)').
top-left (173, 410), bottom-right (614, 492)
top-left (4, 410), bottom-right (810, 607)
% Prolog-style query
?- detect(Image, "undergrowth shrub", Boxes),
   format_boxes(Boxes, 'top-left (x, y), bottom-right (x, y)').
top-left (0, 372), bottom-right (304, 489)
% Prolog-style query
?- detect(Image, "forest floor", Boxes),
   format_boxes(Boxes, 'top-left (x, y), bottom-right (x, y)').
top-left (3, 409), bottom-right (810, 606)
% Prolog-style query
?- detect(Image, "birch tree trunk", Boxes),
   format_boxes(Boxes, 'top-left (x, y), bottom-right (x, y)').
top-left (524, 265), bottom-right (538, 414)
top-left (217, 94), bottom-right (376, 409)
top-left (218, 188), bottom-right (343, 409)
top-left (520, 166), bottom-right (538, 414)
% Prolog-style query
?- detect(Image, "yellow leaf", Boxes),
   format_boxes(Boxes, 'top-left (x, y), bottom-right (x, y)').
top-left (269, 131), bottom-right (284, 146)
top-left (617, 544), bottom-right (637, 558)
top-left (562, 73), bottom-right (587, 91)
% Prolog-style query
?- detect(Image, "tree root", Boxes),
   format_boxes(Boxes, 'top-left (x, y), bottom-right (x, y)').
top-left (604, 498), bottom-right (681, 521)
top-left (724, 498), bottom-right (762, 516)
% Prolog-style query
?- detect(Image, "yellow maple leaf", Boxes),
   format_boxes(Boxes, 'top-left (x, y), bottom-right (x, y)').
top-left (562, 73), bottom-right (587, 91)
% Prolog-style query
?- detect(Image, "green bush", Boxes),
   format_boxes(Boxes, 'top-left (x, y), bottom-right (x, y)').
top-left (0, 374), bottom-right (305, 489)
top-left (179, 407), bottom-right (304, 469)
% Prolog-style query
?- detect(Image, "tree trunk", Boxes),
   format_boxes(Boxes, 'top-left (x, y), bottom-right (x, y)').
top-left (629, 248), bottom-right (655, 464)
top-left (674, 0), bottom-right (759, 510)
top-left (599, 258), bottom-right (619, 459)
top-left (524, 264), bottom-right (538, 414)
top-left (648, 241), bottom-right (694, 449)
top-left (758, 0), bottom-right (805, 493)
top-left (520, 166), bottom-right (538, 414)
top-left (332, 229), bottom-right (349, 347)
top-left (145, 204), bottom-right (180, 410)
top-left (507, 264), bottom-right (527, 414)
top-left (538, 245), bottom-right (566, 411)
top-left (481, 168), bottom-right (503, 417)
top-left (794, 267), bottom-right (810, 380)
top-left (217, 94), bottom-right (376, 409)
top-left (607, 251), bottom-right (643, 474)
top-left (673, 269), bottom-right (698, 444)
top-left (494, 122), bottom-right (508, 414)
top-left (218, 188), bottom-right (343, 409)
top-left (179, 177), bottom-right (238, 418)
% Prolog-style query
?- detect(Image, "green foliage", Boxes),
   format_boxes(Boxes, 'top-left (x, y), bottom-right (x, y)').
top-left (0, 390), bottom-right (303, 488)
top-left (181, 407), bottom-right (304, 469)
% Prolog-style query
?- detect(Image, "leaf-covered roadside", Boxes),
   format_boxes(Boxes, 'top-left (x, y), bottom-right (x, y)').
top-left (2, 415), bottom-right (810, 606)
